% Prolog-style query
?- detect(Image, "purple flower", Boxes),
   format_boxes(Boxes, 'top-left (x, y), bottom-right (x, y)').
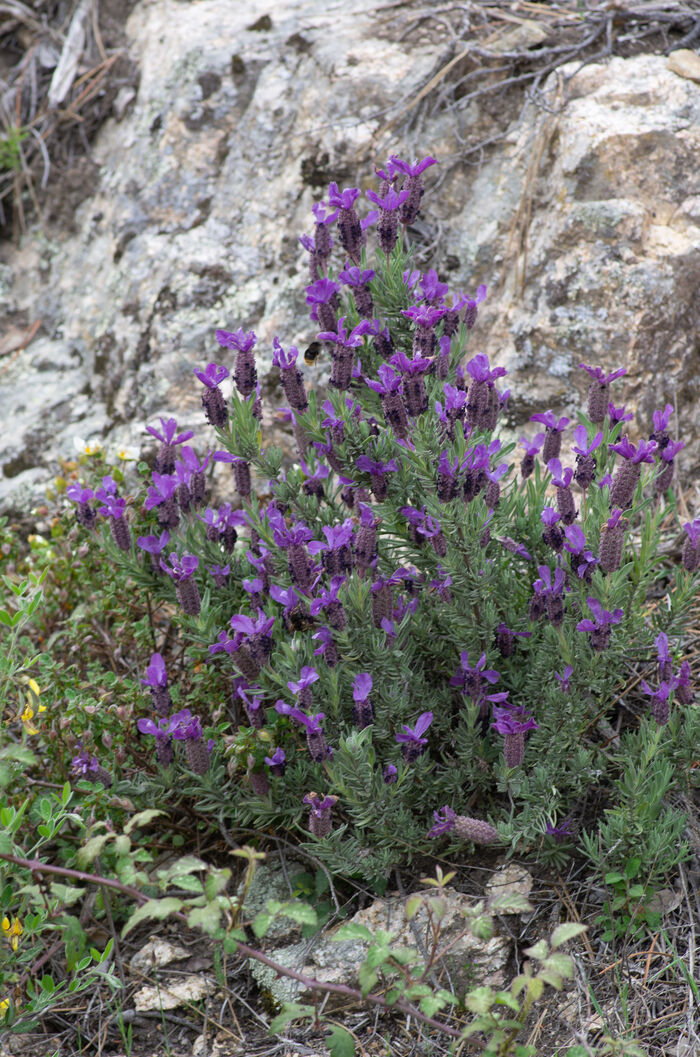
top-left (366, 363), bottom-right (402, 396)
top-left (547, 459), bottom-right (573, 489)
top-left (145, 417), bottom-right (194, 447)
top-left (318, 316), bottom-right (372, 347)
top-left (545, 819), bottom-right (574, 844)
top-left (555, 665), bottom-right (573, 692)
top-left (352, 671), bottom-right (374, 729)
top-left (640, 678), bottom-right (677, 725)
top-left (312, 625), bottom-right (340, 667)
top-left (193, 362), bottom-right (229, 388)
top-left (530, 565), bottom-right (567, 626)
top-left (144, 472), bottom-right (178, 510)
top-left (138, 709), bottom-right (192, 766)
top-left (492, 705), bottom-right (539, 767)
top-left (264, 747), bottom-right (287, 776)
top-left (529, 411), bottom-right (569, 432)
top-left (71, 750), bottom-right (111, 786)
top-left (216, 328), bottom-right (256, 353)
top-left (160, 552), bottom-right (198, 582)
top-left (518, 434), bottom-right (544, 478)
top-left (388, 155), bottom-right (437, 226)
top-left (327, 183), bottom-right (360, 210)
top-left (137, 530), bottom-right (170, 568)
top-left (338, 266), bottom-right (375, 287)
top-left (366, 187), bottom-right (409, 211)
top-left (383, 764), bottom-right (398, 784)
top-left (652, 403), bottom-right (674, 434)
top-left (563, 525), bottom-right (598, 580)
top-left (66, 483), bottom-right (95, 504)
top-left (682, 519), bottom-right (700, 572)
top-left (141, 653), bottom-right (167, 689)
top-left (609, 436), bottom-right (657, 464)
top-left (655, 632), bottom-right (673, 681)
top-left (277, 704), bottom-right (330, 762)
top-left (572, 425), bottom-right (603, 458)
top-left (576, 597), bottom-right (624, 651)
top-left (303, 791), bottom-right (338, 837)
top-left (427, 805), bottom-right (456, 838)
top-left (450, 652), bottom-right (500, 703)
top-left (288, 666), bottom-right (320, 709)
top-left (427, 806), bottom-right (500, 845)
top-left (465, 353), bottom-right (507, 385)
top-left (580, 363), bottom-right (626, 385)
top-left (389, 155), bottom-right (437, 178)
top-left (608, 403), bottom-right (634, 424)
top-left (396, 711), bottom-right (433, 762)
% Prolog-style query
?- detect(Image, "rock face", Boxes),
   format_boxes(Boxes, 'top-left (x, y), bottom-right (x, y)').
top-left (1, 0), bottom-right (699, 513)
top-left (474, 54), bottom-right (700, 443)
top-left (249, 880), bottom-right (521, 1007)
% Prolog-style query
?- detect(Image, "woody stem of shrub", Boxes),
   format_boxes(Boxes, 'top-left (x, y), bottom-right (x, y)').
top-left (0, 851), bottom-right (464, 1038)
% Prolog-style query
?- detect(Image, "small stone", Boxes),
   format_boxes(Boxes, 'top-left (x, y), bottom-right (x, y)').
top-left (667, 49), bottom-right (700, 83)
top-left (130, 937), bottom-right (190, 972)
top-left (133, 975), bottom-right (211, 1011)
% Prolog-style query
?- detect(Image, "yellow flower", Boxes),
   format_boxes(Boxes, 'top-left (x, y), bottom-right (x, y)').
top-left (2, 916), bottom-right (23, 951)
top-left (0, 997), bottom-right (9, 1019)
top-left (20, 703), bottom-right (38, 735)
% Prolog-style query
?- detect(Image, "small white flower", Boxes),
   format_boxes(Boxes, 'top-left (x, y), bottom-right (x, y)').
top-left (110, 444), bottom-right (140, 463)
top-left (73, 435), bottom-right (103, 456)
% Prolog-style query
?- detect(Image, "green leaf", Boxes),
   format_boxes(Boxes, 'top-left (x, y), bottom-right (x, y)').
top-left (48, 883), bottom-right (85, 907)
top-left (187, 902), bottom-right (223, 935)
top-left (124, 809), bottom-right (165, 835)
top-left (252, 912), bottom-right (274, 938)
top-left (157, 855), bottom-right (207, 881)
top-left (357, 962), bottom-right (378, 995)
top-left (268, 1002), bottom-right (314, 1034)
top-left (489, 892), bottom-right (533, 916)
top-left (550, 923), bottom-right (587, 948)
top-left (277, 900), bottom-right (317, 926)
top-left (223, 930), bottom-right (246, 952)
top-left (405, 895), bottom-right (422, 920)
top-left (419, 993), bottom-right (448, 1017)
top-left (625, 857), bottom-right (641, 879)
top-left (537, 967), bottom-right (563, 990)
top-left (566, 1047), bottom-right (590, 1057)
top-left (523, 940), bottom-right (548, 961)
top-left (604, 871), bottom-right (624, 886)
top-left (77, 833), bottom-right (115, 867)
top-left (543, 951), bottom-right (574, 978)
top-left (333, 922), bottom-right (372, 942)
top-left (204, 868), bottom-right (231, 901)
top-left (113, 834), bottom-right (131, 855)
top-left (464, 986), bottom-right (495, 1014)
top-left (122, 897), bottom-right (183, 937)
top-left (173, 875), bottom-right (204, 894)
top-left (326, 1024), bottom-right (355, 1057)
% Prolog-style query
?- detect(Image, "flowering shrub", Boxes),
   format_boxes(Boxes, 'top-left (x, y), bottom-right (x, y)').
top-left (63, 153), bottom-right (698, 888)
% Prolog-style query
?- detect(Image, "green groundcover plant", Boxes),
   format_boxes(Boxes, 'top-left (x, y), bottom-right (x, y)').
top-left (1, 151), bottom-right (698, 1052)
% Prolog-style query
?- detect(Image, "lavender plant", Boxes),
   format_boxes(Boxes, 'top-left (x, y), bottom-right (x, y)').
top-left (66, 154), bottom-right (699, 887)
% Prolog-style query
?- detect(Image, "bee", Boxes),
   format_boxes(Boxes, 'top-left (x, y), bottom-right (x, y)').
top-left (285, 603), bottom-right (317, 633)
top-left (303, 341), bottom-right (321, 366)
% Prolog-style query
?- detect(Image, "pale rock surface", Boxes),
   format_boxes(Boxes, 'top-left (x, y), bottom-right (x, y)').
top-left (474, 54), bottom-right (700, 445)
top-left (1, 0), bottom-right (698, 514)
top-left (249, 883), bottom-right (517, 1007)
